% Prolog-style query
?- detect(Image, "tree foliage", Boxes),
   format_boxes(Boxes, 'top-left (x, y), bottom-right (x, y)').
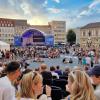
top-left (67, 29), bottom-right (76, 45)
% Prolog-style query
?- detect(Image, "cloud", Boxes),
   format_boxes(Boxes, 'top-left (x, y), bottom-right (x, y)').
top-left (19, 0), bottom-right (49, 24)
top-left (0, 7), bottom-right (26, 19)
top-left (19, 1), bottom-right (48, 17)
top-left (77, 10), bottom-right (91, 18)
top-left (68, 0), bottom-right (100, 29)
top-left (0, 0), bottom-right (49, 25)
top-left (20, 2), bottom-right (32, 15)
top-left (34, 0), bottom-right (46, 4)
top-left (42, 0), bottom-right (48, 7)
top-left (89, 0), bottom-right (100, 9)
top-left (0, 0), bottom-right (100, 28)
top-left (8, 0), bottom-right (15, 6)
top-left (44, 0), bottom-right (48, 5)
top-left (96, 8), bottom-right (100, 13)
top-left (28, 16), bottom-right (48, 25)
top-left (47, 8), bottom-right (63, 14)
top-left (53, 0), bottom-right (61, 3)
top-left (77, 0), bottom-right (100, 18)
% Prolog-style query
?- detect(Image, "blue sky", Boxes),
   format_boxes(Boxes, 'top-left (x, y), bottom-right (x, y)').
top-left (0, 0), bottom-right (100, 29)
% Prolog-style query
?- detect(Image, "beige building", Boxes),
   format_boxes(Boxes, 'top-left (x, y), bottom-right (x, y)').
top-left (0, 18), bottom-right (15, 44)
top-left (80, 22), bottom-right (100, 48)
top-left (73, 28), bottom-right (80, 44)
top-left (0, 18), bottom-right (28, 44)
top-left (14, 19), bottom-right (28, 36)
top-left (49, 21), bottom-right (66, 44)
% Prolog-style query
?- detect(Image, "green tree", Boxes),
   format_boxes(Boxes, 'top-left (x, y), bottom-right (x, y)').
top-left (67, 29), bottom-right (76, 45)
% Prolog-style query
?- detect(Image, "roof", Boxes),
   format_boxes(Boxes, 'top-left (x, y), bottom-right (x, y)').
top-left (32, 25), bottom-right (50, 27)
top-left (22, 28), bottom-right (47, 38)
top-left (81, 22), bottom-right (100, 29)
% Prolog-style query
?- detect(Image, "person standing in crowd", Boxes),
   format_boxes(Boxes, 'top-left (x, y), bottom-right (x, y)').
top-left (66, 70), bottom-right (96, 100)
top-left (88, 64), bottom-right (100, 100)
top-left (50, 66), bottom-right (59, 79)
top-left (0, 61), bottom-right (21, 100)
top-left (39, 64), bottom-right (52, 80)
top-left (55, 66), bottom-right (62, 76)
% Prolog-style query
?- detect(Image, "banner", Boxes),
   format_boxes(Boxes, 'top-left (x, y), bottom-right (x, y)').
top-left (45, 35), bottom-right (54, 46)
top-left (14, 36), bottom-right (22, 46)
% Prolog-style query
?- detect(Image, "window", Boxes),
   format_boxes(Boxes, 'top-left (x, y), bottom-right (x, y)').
top-left (88, 31), bottom-right (91, 36)
top-left (10, 24), bottom-right (12, 26)
top-left (5, 24), bottom-right (7, 27)
top-left (5, 34), bottom-right (7, 37)
top-left (2, 24), bottom-right (4, 27)
top-left (8, 24), bottom-right (10, 27)
top-left (96, 30), bottom-right (98, 36)
top-left (83, 32), bottom-right (85, 36)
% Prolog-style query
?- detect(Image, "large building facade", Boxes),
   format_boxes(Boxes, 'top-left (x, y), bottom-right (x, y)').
top-left (80, 22), bottom-right (100, 48)
top-left (49, 21), bottom-right (66, 44)
top-left (0, 18), bottom-right (28, 44)
top-left (14, 19), bottom-right (28, 36)
top-left (0, 18), bottom-right (15, 44)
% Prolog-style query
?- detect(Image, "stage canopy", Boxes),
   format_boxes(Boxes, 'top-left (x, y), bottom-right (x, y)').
top-left (22, 28), bottom-right (54, 46)
top-left (22, 28), bottom-right (46, 38)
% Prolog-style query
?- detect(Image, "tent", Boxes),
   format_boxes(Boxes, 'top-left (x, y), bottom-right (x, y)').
top-left (0, 41), bottom-right (10, 51)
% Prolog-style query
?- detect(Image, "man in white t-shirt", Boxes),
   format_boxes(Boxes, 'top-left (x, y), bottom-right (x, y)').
top-left (0, 61), bottom-right (21, 100)
top-left (50, 66), bottom-right (59, 79)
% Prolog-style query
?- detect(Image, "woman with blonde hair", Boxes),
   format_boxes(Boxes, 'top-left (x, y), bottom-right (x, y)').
top-left (17, 71), bottom-right (51, 100)
top-left (66, 70), bottom-right (96, 100)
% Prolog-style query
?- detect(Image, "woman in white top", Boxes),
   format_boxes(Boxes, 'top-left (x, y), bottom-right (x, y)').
top-left (16, 71), bottom-right (51, 100)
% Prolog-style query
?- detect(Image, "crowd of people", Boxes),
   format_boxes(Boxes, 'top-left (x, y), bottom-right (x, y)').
top-left (0, 45), bottom-right (100, 65)
top-left (0, 45), bottom-right (100, 100)
top-left (0, 46), bottom-right (61, 62)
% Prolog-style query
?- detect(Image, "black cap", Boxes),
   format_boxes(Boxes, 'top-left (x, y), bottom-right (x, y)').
top-left (88, 64), bottom-right (100, 76)
top-left (6, 61), bottom-right (20, 73)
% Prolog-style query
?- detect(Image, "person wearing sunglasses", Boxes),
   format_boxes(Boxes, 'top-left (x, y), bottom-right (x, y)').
top-left (18, 71), bottom-right (51, 100)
